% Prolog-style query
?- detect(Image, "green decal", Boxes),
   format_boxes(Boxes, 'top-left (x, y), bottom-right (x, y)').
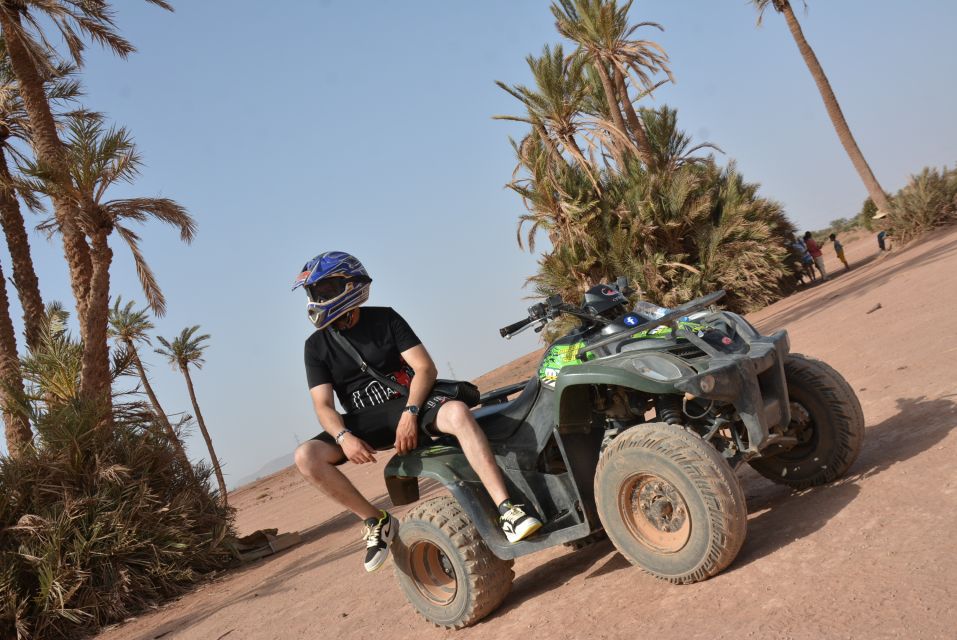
top-left (537, 321), bottom-right (711, 383)
top-left (630, 320), bottom-right (706, 340)
top-left (539, 341), bottom-right (592, 382)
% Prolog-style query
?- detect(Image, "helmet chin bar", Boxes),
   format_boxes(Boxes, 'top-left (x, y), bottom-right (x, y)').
top-left (306, 283), bottom-right (370, 329)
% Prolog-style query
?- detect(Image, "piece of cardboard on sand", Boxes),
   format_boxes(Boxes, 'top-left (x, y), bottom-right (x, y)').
top-left (233, 528), bottom-right (303, 562)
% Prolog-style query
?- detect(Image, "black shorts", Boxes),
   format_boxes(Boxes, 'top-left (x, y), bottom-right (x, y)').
top-left (311, 393), bottom-right (453, 457)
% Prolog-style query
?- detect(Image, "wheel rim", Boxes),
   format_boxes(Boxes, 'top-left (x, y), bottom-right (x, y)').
top-left (408, 541), bottom-right (457, 605)
top-left (779, 401), bottom-right (818, 460)
top-left (618, 473), bottom-right (691, 553)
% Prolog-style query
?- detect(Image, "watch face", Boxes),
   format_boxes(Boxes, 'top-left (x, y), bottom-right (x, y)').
top-left (406, 405), bottom-right (419, 415)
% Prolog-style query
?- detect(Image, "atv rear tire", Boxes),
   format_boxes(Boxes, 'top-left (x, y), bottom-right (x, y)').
top-left (392, 496), bottom-right (514, 629)
top-left (749, 353), bottom-right (864, 489)
top-left (594, 422), bottom-right (747, 584)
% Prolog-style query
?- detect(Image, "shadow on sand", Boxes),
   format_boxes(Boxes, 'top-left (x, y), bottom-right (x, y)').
top-left (142, 489), bottom-right (396, 639)
top-left (734, 393), bottom-right (957, 567)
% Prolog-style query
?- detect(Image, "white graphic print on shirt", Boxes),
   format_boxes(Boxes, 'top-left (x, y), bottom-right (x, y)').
top-left (348, 363), bottom-right (414, 411)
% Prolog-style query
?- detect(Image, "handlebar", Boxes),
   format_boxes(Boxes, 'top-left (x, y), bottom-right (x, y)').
top-left (499, 317), bottom-right (533, 338)
top-left (497, 288), bottom-right (727, 341)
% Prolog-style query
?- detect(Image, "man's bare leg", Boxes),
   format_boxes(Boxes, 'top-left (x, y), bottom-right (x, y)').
top-left (433, 401), bottom-right (509, 505)
top-left (294, 439), bottom-right (380, 520)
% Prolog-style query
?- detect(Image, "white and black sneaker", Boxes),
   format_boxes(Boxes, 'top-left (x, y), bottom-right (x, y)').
top-left (362, 510), bottom-right (397, 572)
top-left (499, 503), bottom-right (542, 544)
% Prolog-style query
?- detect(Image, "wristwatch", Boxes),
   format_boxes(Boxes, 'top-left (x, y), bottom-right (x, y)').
top-left (403, 405), bottom-right (420, 416)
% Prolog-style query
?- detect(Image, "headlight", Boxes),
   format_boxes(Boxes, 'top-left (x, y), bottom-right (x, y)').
top-left (677, 366), bottom-right (741, 400)
top-left (631, 355), bottom-right (685, 381)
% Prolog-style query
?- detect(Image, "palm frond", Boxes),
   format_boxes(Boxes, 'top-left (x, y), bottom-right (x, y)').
top-left (108, 296), bottom-right (154, 344)
top-left (113, 224), bottom-right (166, 317)
top-left (155, 326), bottom-right (210, 371)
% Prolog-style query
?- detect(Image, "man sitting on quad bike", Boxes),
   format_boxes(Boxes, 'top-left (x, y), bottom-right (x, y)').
top-left (292, 251), bottom-right (542, 572)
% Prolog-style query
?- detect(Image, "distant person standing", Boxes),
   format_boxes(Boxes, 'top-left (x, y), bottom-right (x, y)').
top-left (804, 231), bottom-right (827, 281)
top-left (790, 233), bottom-right (816, 284)
top-left (829, 233), bottom-right (850, 271)
top-left (877, 230), bottom-right (891, 251)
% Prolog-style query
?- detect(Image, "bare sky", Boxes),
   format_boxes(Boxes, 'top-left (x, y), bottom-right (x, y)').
top-left (14, 1), bottom-right (957, 480)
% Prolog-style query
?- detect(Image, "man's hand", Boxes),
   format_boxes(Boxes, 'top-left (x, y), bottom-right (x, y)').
top-left (394, 412), bottom-right (419, 455)
top-left (340, 433), bottom-right (377, 464)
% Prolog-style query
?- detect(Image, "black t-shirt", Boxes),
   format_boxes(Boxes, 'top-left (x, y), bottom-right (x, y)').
top-left (304, 307), bottom-right (422, 413)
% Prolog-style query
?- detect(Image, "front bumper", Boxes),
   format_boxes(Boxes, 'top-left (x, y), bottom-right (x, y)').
top-left (675, 326), bottom-right (791, 455)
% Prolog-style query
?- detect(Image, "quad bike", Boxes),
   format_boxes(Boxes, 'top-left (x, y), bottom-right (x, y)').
top-left (384, 281), bottom-right (864, 628)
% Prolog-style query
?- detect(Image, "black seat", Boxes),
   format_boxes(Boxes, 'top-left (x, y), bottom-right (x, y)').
top-left (472, 376), bottom-right (541, 442)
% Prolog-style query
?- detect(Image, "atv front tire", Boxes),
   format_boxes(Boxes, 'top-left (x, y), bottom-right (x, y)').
top-left (594, 422), bottom-right (747, 584)
top-left (393, 496), bottom-right (514, 629)
top-left (749, 354), bottom-right (864, 489)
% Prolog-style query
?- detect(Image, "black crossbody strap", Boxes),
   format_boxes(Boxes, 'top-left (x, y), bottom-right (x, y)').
top-left (328, 329), bottom-right (409, 398)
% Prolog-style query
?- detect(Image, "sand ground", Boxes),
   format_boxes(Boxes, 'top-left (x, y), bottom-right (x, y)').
top-left (97, 226), bottom-right (957, 640)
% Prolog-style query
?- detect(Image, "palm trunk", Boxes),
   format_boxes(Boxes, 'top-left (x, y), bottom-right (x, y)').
top-left (181, 366), bottom-right (228, 505)
top-left (80, 229), bottom-right (113, 415)
top-left (531, 124), bottom-right (581, 218)
top-left (0, 261), bottom-right (31, 455)
top-left (533, 123), bottom-right (565, 169)
top-left (0, 149), bottom-right (44, 351)
top-left (126, 340), bottom-right (194, 477)
top-left (0, 11), bottom-right (94, 335)
top-left (777, 0), bottom-right (893, 214)
top-left (593, 59), bottom-right (630, 169)
top-left (613, 68), bottom-right (653, 166)
top-left (561, 134), bottom-right (601, 193)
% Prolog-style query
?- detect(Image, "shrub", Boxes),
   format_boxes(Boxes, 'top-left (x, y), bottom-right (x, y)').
top-left (886, 166), bottom-right (957, 244)
top-left (0, 400), bottom-right (235, 639)
top-left (855, 197), bottom-right (879, 231)
top-left (1, 309), bottom-right (235, 639)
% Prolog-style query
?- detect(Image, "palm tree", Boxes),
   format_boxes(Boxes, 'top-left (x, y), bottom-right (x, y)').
top-left (750, 0), bottom-right (892, 217)
top-left (0, 0), bottom-right (173, 403)
top-left (0, 258), bottom-right (31, 455)
top-left (639, 105), bottom-right (719, 173)
top-left (156, 327), bottom-right (228, 505)
top-left (108, 297), bottom-right (193, 474)
top-left (18, 113), bottom-right (195, 407)
top-left (0, 40), bottom-right (81, 351)
top-left (518, 101), bottom-right (794, 317)
top-left (496, 45), bottom-right (605, 183)
top-left (551, 0), bottom-right (672, 165)
top-left (502, 2), bottom-right (800, 338)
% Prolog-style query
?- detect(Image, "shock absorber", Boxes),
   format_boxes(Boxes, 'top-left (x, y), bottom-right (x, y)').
top-left (655, 396), bottom-right (683, 425)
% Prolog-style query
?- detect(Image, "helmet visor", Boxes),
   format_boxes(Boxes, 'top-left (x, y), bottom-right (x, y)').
top-left (306, 276), bottom-right (351, 303)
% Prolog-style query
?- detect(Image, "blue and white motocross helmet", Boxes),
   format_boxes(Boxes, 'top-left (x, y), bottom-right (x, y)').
top-left (292, 251), bottom-right (371, 329)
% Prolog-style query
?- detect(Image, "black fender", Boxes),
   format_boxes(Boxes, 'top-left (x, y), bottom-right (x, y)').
top-left (553, 359), bottom-right (687, 427)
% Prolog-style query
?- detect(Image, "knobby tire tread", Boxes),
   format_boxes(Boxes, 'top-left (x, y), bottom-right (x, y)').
top-left (397, 496), bottom-right (514, 629)
top-left (595, 423), bottom-right (747, 584)
top-left (750, 353), bottom-right (865, 489)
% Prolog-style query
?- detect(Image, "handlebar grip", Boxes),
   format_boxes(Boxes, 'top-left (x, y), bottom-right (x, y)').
top-left (500, 317), bottom-right (532, 337)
